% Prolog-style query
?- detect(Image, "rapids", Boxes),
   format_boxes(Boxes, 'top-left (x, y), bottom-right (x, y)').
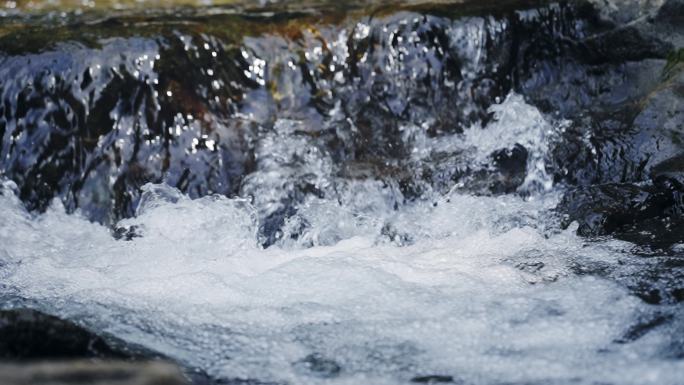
top-left (1, 94), bottom-right (683, 384)
top-left (1, 1), bottom-right (683, 384)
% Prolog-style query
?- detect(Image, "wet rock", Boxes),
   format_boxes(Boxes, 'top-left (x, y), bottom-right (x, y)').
top-left (558, 177), bottom-right (684, 246)
top-left (410, 375), bottom-right (456, 383)
top-left (0, 33), bottom-right (255, 225)
top-left (614, 252), bottom-right (684, 304)
top-left (0, 0), bottom-right (680, 247)
top-left (0, 308), bottom-right (212, 383)
top-left (582, 24), bottom-right (673, 64)
top-left (214, 379), bottom-right (282, 385)
top-left (554, 51), bottom-right (683, 242)
top-left (630, 275), bottom-right (684, 304)
top-left (292, 353), bottom-right (341, 378)
top-left (112, 225), bottom-right (142, 241)
top-left (548, 1), bottom-right (683, 187)
top-left (0, 1), bottom-right (636, 227)
top-left (615, 312), bottom-right (673, 343)
top-left (657, 0), bottom-right (684, 25)
top-left (487, 144), bottom-right (529, 194)
top-left (0, 308), bottom-right (134, 360)
top-left (0, 360), bottom-right (188, 385)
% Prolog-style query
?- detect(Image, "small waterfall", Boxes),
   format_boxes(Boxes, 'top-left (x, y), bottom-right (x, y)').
top-left (0, 1), bottom-right (682, 384)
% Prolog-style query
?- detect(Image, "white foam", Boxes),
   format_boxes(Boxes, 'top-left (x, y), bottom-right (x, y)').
top-left (1, 179), bottom-right (682, 385)
top-left (398, 92), bottom-right (566, 195)
top-left (461, 93), bottom-right (567, 192)
top-left (0, 94), bottom-right (681, 385)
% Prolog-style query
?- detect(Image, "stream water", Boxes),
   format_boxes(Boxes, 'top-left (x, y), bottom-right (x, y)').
top-left (1, 1), bottom-right (683, 384)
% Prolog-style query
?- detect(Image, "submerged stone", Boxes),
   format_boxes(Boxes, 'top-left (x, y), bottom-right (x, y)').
top-left (292, 353), bottom-right (342, 378)
top-left (0, 308), bottom-right (132, 360)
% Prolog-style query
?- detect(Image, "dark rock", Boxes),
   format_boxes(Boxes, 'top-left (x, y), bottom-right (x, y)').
top-left (548, 5), bottom-right (683, 187)
top-left (488, 144), bottom-right (529, 194)
top-left (0, 308), bottom-right (219, 383)
top-left (0, 308), bottom-right (132, 360)
top-left (0, 361), bottom-right (188, 385)
top-left (0, 32), bottom-right (256, 225)
top-left (615, 313), bottom-right (673, 343)
top-left (112, 225), bottom-right (142, 241)
top-left (657, 0), bottom-right (684, 25)
top-left (411, 375), bottom-right (456, 383)
top-left (215, 378), bottom-right (282, 385)
top-left (552, 47), bottom-right (683, 244)
top-left (582, 25), bottom-right (673, 64)
top-left (557, 177), bottom-right (684, 246)
top-left (0, 1), bottom-right (659, 233)
top-left (620, 256), bottom-right (684, 305)
top-left (0, 0), bottom-right (680, 249)
top-left (292, 353), bottom-right (341, 378)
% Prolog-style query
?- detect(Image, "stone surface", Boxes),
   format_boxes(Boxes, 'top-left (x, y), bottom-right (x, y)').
top-left (557, 177), bottom-right (684, 246)
top-left (0, 309), bottom-right (159, 360)
top-left (0, 308), bottom-right (207, 383)
top-left (0, 361), bottom-right (188, 385)
top-left (0, 308), bottom-right (132, 360)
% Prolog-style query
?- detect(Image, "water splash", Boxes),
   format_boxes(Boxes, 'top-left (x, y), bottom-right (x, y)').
top-left (1, 178), bottom-right (683, 384)
top-left (0, 2), bottom-right (682, 384)
top-left (0, 93), bottom-right (682, 384)
top-left (461, 93), bottom-right (567, 193)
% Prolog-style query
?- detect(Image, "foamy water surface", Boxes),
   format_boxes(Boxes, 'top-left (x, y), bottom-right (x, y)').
top-left (1, 94), bottom-right (682, 385)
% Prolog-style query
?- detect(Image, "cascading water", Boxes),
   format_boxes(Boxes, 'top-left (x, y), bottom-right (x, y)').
top-left (1, 1), bottom-right (683, 384)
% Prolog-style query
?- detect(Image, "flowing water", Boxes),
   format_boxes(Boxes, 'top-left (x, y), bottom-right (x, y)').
top-left (1, 1), bottom-right (683, 384)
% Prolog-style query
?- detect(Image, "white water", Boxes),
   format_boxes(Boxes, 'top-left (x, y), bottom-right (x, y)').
top-left (1, 95), bottom-right (682, 385)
